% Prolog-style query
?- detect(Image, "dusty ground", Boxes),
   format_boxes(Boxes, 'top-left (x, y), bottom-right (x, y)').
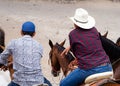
top-left (0, 0), bottom-right (120, 86)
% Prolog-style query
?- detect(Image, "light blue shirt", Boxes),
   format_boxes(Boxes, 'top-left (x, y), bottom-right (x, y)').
top-left (0, 35), bottom-right (44, 86)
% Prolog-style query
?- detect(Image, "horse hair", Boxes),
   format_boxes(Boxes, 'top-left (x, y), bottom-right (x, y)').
top-left (100, 34), bottom-right (120, 64)
top-left (55, 43), bottom-right (75, 63)
top-left (0, 28), bottom-right (5, 53)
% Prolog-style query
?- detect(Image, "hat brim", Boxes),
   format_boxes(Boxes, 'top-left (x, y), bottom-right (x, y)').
top-left (70, 16), bottom-right (95, 29)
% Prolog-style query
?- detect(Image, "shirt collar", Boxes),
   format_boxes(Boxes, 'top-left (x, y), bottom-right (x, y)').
top-left (23, 35), bottom-right (32, 39)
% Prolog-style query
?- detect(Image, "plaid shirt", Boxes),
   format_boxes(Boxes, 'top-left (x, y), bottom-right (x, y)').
top-left (0, 35), bottom-right (44, 86)
top-left (69, 27), bottom-right (110, 69)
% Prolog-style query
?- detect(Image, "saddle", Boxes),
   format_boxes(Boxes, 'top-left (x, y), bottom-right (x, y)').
top-left (84, 71), bottom-right (113, 85)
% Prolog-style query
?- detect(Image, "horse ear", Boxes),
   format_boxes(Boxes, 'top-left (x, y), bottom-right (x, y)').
top-left (49, 39), bottom-right (53, 49)
top-left (103, 31), bottom-right (108, 38)
top-left (60, 39), bottom-right (66, 46)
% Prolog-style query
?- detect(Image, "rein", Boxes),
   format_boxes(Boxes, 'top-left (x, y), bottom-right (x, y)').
top-left (112, 57), bottom-right (120, 66)
top-left (0, 45), bottom-right (5, 50)
top-left (52, 66), bottom-right (60, 73)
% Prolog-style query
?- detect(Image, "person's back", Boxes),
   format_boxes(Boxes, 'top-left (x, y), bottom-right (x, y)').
top-left (69, 27), bottom-right (110, 69)
top-left (11, 35), bottom-right (44, 86)
top-left (0, 21), bottom-right (45, 86)
top-left (60, 8), bottom-right (112, 86)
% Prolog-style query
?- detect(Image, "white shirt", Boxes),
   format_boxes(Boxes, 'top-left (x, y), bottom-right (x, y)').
top-left (0, 35), bottom-right (44, 86)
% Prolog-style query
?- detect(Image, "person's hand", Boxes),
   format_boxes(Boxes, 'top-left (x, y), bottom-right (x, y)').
top-left (68, 58), bottom-right (78, 71)
top-left (0, 64), bottom-right (8, 71)
top-left (61, 46), bottom-right (70, 58)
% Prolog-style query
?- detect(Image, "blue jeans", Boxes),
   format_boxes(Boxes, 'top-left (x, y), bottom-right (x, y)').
top-left (8, 77), bottom-right (52, 86)
top-left (60, 64), bottom-right (112, 86)
top-left (8, 82), bottom-right (20, 86)
top-left (44, 77), bottom-right (52, 86)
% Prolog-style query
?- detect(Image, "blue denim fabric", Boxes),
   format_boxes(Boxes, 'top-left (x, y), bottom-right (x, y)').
top-left (8, 77), bottom-right (52, 86)
top-left (44, 77), bottom-right (52, 86)
top-left (60, 64), bottom-right (112, 86)
top-left (8, 81), bottom-right (20, 86)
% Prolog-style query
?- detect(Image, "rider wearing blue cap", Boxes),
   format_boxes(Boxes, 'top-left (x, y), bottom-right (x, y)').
top-left (0, 21), bottom-right (52, 86)
top-left (22, 21), bottom-right (35, 32)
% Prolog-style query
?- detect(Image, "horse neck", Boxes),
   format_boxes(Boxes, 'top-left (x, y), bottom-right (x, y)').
top-left (112, 61), bottom-right (120, 80)
top-left (55, 43), bottom-right (74, 63)
top-left (112, 58), bottom-right (120, 70)
top-left (56, 49), bottom-right (70, 68)
top-left (0, 29), bottom-right (5, 53)
top-left (55, 44), bottom-right (72, 76)
top-left (100, 36), bottom-right (120, 64)
top-left (56, 51), bottom-right (70, 76)
top-left (0, 36), bottom-right (5, 47)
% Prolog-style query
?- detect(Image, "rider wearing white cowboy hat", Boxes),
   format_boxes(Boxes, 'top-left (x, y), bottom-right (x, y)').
top-left (60, 8), bottom-right (112, 86)
top-left (70, 8), bottom-right (95, 29)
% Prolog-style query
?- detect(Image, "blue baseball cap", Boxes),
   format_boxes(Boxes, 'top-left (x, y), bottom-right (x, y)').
top-left (22, 21), bottom-right (35, 32)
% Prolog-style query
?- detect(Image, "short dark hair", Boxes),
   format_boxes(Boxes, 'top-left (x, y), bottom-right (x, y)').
top-left (22, 31), bottom-right (34, 36)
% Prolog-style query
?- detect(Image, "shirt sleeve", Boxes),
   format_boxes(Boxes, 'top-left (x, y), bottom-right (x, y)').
top-left (0, 40), bottom-right (14, 65)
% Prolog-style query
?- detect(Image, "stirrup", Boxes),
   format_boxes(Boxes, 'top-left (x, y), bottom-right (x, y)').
top-left (33, 83), bottom-right (48, 86)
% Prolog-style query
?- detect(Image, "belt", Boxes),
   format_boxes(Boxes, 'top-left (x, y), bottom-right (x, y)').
top-left (98, 63), bottom-right (109, 67)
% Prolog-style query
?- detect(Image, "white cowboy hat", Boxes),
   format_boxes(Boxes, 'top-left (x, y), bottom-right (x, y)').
top-left (70, 8), bottom-right (95, 29)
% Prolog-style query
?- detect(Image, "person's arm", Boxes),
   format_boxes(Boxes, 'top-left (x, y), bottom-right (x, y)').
top-left (61, 46), bottom-right (71, 57)
top-left (68, 58), bottom-right (78, 71)
top-left (0, 49), bottom-right (10, 70)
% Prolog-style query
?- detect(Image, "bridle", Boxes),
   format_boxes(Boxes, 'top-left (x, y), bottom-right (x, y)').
top-left (112, 57), bottom-right (120, 66)
top-left (52, 66), bottom-right (60, 75)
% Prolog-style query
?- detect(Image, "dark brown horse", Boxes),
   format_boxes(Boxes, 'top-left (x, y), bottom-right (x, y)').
top-left (100, 35), bottom-right (120, 82)
top-left (48, 35), bottom-right (120, 85)
top-left (0, 28), bottom-right (6, 69)
top-left (0, 28), bottom-right (14, 80)
top-left (116, 37), bottom-right (120, 47)
top-left (0, 28), bottom-right (5, 53)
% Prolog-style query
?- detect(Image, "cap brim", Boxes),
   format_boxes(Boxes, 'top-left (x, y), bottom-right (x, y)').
top-left (70, 16), bottom-right (95, 29)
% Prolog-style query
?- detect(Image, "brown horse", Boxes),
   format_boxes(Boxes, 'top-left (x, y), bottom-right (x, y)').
top-left (49, 39), bottom-right (75, 77)
top-left (48, 37), bottom-right (120, 85)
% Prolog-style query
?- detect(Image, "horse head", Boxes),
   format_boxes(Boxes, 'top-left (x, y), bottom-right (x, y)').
top-left (49, 39), bottom-right (75, 77)
top-left (49, 39), bottom-right (66, 77)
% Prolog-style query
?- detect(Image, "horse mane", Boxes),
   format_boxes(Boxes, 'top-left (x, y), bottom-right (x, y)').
top-left (55, 43), bottom-right (75, 63)
top-left (100, 34), bottom-right (120, 63)
top-left (0, 28), bottom-right (5, 53)
top-left (116, 37), bottom-right (120, 45)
